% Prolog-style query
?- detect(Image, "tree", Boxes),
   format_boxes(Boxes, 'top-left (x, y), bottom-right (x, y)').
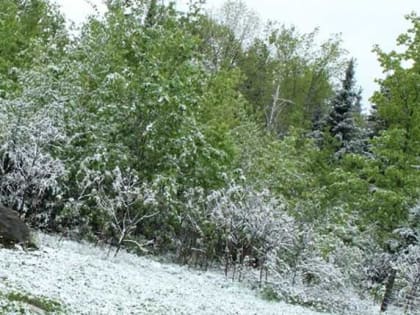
top-left (354, 13), bottom-right (420, 238)
top-left (237, 39), bottom-right (274, 121)
top-left (0, 0), bottom-right (66, 91)
top-left (326, 59), bottom-right (362, 154)
top-left (81, 166), bottom-right (158, 256)
top-left (145, 0), bottom-right (159, 27)
top-left (239, 25), bottom-right (345, 135)
top-left (367, 98), bottom-right (386, 137)
top-left (0, 79), bottom-right (67, 226)
top-left (193, 0), bottom-right (259, 72)
top-left (207, 183), bottom-right (296, 281)
top-left (371, 12), bottom-right (420, 156)
top-left (217, 0), bottom-right (260, 49)
top-left (37, 0), bottom-right (243, 245)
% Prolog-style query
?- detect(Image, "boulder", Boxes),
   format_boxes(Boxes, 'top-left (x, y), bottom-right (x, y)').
top-left (0, 205), bottom-right (31, 247)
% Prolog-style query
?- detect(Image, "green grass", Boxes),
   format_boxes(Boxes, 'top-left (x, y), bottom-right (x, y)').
top-left (0, 289), bottom-right (65, 314)
top-left (260, 285), bottom-right (281, 302)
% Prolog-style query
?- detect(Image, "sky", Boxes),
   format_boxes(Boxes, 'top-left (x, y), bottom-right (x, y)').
top-left (54, 0), bottom-right (420, 110)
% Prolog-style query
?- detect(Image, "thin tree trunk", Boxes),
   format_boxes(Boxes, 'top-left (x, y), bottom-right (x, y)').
top-left (380, 268), bottom-right (397, 312)
top-left (405, 271), bottom-right (420, 313)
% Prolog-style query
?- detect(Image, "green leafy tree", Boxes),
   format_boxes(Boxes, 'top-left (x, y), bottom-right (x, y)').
top-left (371, 12), bottom-right (420, 156)
top-left (237, 39), bottom-right (275, 121)
top-left (0, 0), bottom-right (66, 91)
top-left (194, 0), bottom-right (259, 72)
top-left (320, 14), bottom-right (420, 241)
top-left (39, 0), bottom-right (242, 242)
top-left (365, 13), bottom-right (420, 235)
top-left (239, 25), bottom-right (345, 135)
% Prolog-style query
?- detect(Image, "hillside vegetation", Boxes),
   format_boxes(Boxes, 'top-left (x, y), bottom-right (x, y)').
top-left (0, 233), bottom-right (348, 314)
top-left (0, 0), bottom-right (419, 313)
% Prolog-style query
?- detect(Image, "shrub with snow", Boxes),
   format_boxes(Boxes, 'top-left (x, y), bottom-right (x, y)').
top-left (206, 183), bottom-right (296, 279)
top-left (0, 95), bottom-right (66, 226)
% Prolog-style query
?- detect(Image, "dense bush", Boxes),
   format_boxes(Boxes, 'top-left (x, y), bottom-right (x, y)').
top-left (0, 1), bottom-right (419, 313)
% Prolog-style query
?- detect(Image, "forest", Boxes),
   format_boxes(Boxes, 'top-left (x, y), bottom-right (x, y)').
top-left (0, 0), bottom-right (419, 313)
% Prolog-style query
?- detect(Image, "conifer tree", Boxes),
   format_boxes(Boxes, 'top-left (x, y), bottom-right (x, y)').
top-left (326, 59), bottom-right (362, 151)
top-left (145, 0), bottom-right (158, 27)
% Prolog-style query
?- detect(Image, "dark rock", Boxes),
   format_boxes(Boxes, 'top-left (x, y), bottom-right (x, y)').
top-left (0, 205), bottom-right (31, 247)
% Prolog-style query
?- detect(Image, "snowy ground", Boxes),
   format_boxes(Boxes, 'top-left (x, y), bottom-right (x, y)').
top-left (0, 233), bottom-right (332, 315)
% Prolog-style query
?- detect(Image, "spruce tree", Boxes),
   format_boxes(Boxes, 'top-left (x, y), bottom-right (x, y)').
top-left (326, 59), bottom-right (362, 151)
top-left (367, 103), bottom-right (384, 137)
top-left (145, 0), bottom-right (158, 27)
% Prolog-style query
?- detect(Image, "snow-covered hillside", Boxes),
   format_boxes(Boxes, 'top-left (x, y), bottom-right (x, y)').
top-left (0, 233), bottom-right (332, 315)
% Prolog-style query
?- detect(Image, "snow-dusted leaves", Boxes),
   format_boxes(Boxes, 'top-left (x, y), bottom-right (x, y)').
top-left (0, 98), bottom-right (66, 224)
top-left (207, 183), bottom-right (295, 273)
top-left (72, 161), bottom-right (159, 255)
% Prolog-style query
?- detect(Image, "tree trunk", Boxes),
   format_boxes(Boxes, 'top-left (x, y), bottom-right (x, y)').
top-left (380, 268), bottom-right (397, 312)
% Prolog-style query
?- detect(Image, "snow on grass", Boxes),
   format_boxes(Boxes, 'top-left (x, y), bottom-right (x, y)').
top-left (0, 233), bottom-right (333, 315)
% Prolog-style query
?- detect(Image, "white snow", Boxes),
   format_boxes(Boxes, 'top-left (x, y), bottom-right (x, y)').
top-left (0, 233), bottom-right (331, 315)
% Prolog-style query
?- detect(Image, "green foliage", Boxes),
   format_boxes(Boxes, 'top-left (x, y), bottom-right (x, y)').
top-left (0, 0), bottom-right (66, 92)
top-left (239, 24), bottom-right (346, 134)
top-left (1, 1), bottom-right (420, 311)
top-left (193, 13), bottom-right (242, 71)
top-left (192, 0), bottom-right (259, 72)
top-left (25, 1), bottom-right (243, 243)
top-left (0, 290), bottom-right (64, 314)
top-left (326, 59), bottom-right (362, 154)
top-left (237, 39), bottom-right (274, 120)
top-left (69, 1), bottom-right (235, 191)
top-left (365, 13), bottom-right (420, 238)
top-left (371, 13), bottom-right (420, 158)
top-left (260, 285), bottom-right (281, 302)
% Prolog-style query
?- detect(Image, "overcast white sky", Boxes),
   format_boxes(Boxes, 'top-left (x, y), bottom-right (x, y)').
top-left (55, 0), bottom-right (420, 109)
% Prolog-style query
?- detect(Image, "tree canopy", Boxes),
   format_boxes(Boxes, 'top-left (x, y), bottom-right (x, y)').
top-left (1, 1), bottom-right (419, 312)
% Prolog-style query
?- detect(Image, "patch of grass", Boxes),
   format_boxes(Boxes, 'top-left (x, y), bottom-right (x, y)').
top-left (0, 290), bottom-right (64, 314)
top-left (285, 294), bottom-right (331, 313)
top-left (260, 285), bottom-right (281, 302)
